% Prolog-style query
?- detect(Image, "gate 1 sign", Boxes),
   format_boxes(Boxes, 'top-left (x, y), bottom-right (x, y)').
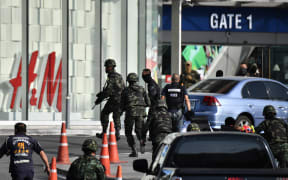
top-left (162, 5), bottom-right (288, 33)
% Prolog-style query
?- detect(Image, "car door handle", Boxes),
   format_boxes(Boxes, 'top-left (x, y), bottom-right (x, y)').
top-left (248, 104), bottom-right (253, 108)
top-left (278, 106), bottom-right (285, 109)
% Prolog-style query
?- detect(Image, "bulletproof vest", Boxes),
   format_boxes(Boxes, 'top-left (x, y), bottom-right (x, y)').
top-left (107, 71), bottom-right (125, 101)
top-left (265, 118), bottom-right (288, 143)
top-left (150, 107), bottom-right (172, 135)
top-left (165, 83), bottom-right (184, 110)
top-left (125, 84), bottom-right (146, 107)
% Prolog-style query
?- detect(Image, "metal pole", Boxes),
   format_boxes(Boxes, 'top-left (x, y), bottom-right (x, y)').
top-left (21, 0), bottom-right (29, 120)
top-left (171, 0), bottom-right (182, 75)
top-left (62, 0), bottom-right (70, 128)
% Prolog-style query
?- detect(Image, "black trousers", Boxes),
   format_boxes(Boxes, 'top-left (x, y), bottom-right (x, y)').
top-left (11, 170), bottom-right (34, 180)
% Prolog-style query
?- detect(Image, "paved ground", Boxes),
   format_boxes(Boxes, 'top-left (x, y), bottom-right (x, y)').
top-left (0, 135), bottom-right (152, 180)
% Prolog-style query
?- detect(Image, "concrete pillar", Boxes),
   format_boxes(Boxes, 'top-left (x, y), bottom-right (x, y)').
top-left (171, 0), bottom-right (182, 75)
top-left (121, 0), bottom-right (128, 81)
top-left (138, 0), bottom-right (146, 86)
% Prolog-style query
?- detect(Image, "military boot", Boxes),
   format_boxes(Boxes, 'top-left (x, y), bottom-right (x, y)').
top-left (140, 140), bottom-right (145, 154)
top-left (96, 132), bottom-right (103, 139)
top-left (129, 146), bottom-right (138, 157)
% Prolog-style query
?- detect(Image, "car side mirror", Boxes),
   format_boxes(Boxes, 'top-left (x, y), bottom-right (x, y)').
top-left (133, 159), bottom-right (148, 173)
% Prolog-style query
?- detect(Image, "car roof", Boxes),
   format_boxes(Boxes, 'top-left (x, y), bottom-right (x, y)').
top-left (206, 76), bottom-right (270, 81)
top-left (162, 131), bottom-right (262, 145)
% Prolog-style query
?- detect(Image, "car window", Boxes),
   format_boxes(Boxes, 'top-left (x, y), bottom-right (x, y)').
top-left (242, 82), bottom-right (269, 99)
top-left (150, 144), bottom-right (169, 174)
top-left (164, 135), bottom-right (273, 168)
top-left (189, 79), bottom-right (238, 94)
top-left (264, 81), bottom-right (288, 101)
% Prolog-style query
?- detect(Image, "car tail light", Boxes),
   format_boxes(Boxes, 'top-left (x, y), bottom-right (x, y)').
top-left (202, 96), bottom-right (221, 106)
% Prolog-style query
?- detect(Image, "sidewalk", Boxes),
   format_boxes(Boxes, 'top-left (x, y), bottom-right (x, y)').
top-left (0, 120), bottom-right (104, 135)
top-left (57, 152), bottom-right (152, 180)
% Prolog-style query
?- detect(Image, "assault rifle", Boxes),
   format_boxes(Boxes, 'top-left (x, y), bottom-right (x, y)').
top-left (92, 82), bottom-right (108, 110)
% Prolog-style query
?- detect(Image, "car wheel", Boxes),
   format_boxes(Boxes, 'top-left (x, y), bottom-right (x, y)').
top-left (235, 115), bottom-right (252, 127)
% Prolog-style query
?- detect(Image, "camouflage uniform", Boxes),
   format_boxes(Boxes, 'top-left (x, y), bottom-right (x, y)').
top-left (255, 105), bottom-right (288, 168)
top-left (180, 70), bottom-right (200, 89)
top-left (180, 61), bottom-right (200, 89)
top-left (66, 139), bottom-right (105, 180)
top-left (121, 73), bottom-right (150, 157)
top-left (96, 59), bottom-right (125, 140)
top-left (149, 99), bottom-right (172, 160)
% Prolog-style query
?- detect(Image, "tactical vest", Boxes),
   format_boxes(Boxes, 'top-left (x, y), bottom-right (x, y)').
top-left (165, 83), bottom-right (184, 110)
top-left (125, 85), bottom-right (146, 107)
top-left (265, 118), bottom-right (288, 144)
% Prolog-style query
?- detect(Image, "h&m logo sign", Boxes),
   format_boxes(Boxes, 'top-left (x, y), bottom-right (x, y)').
top-left (9, 51), bottom-right (63, 112)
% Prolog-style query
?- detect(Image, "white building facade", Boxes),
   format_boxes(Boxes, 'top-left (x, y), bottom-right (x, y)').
top-left (0, 0), bottom-right (160, 124)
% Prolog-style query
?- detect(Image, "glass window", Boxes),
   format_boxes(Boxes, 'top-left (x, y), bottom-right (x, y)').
top-left (242, 82), bottom-right (269, 99)
top-left (150, 144), bottom-right (169, 174)
top-left (164, 134), bottom-right (273, 168)
top-left (264, 81), bottom-right (288, 101)
top-left (189, 79), bottom-right (238, 94)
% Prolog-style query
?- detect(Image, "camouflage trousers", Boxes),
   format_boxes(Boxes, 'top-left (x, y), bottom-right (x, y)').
top-left (100, 100), bottom-right (121, 133)
top-left (270, 143), bottom-right (288, 168)
top-left (124, 115), bottom-right (145, 147)
top-left (152, 132), bottom-right (168, 161)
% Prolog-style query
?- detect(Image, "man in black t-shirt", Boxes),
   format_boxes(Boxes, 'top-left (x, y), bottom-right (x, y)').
top-left (162, 73), bottom-right (192, 132)
top-left (0, 122), bottom-right (50, 180)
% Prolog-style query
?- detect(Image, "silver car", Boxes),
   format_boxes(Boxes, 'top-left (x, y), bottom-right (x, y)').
top-left (187, 76), bottom-right (288, 129)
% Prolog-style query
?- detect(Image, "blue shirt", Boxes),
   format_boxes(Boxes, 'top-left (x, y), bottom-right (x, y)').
top-left (0, 133), bottom-right (43, 173)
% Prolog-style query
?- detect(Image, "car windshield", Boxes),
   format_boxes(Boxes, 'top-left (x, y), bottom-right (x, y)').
top-left (189, 79), bottom-right (239, 94)
top-left (165, 134), bottom-right (273, 168)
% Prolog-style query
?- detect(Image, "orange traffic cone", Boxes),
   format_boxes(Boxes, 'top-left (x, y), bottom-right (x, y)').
top-left (100, 133), bottom-right (115, 177)
top-left (48, 157), bottom-right (57, 180)
top-left (57, 122), bottom-right (70, 164)
top-left (109, 122), bottom-right (127, 164)
top-left (116, 165), bottom-right (123, 180)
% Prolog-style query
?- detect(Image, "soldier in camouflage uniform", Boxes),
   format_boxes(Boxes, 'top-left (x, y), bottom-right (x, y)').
top-left (149, 99), bottom-right (172, 160)
top-left (66, 139), bottom-right (105, 180)
top-left (121, 73), bottom-right (151, 157)
top-left (95, 59), bottom-right (125, 140)
top-left (180, 61), bottom-right (200, 89)
top-left (255, 105), bottom-right (288, 168)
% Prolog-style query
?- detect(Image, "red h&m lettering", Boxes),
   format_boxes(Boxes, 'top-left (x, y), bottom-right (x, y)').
top-left (37, 52), bottom-right (62, 112)
top-left (9, 51), bottom-right (38, 109)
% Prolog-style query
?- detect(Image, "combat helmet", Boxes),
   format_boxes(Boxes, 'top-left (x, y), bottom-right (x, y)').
top-left (263, 105), bottom-right (276, 116)
top-left (127, 73), bottom-right (139, 82)
top-left (104, 59), bottom-right (116, 67)
top-left (82, 139), bottom-right (98, 153)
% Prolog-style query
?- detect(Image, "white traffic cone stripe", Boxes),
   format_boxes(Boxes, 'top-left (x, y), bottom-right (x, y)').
top-left (109, 142), bottom-right (117, 145)
top-left (60, 143), bottom-right (68, 146)
top-left (51, 169), bottom-right (57, 173)
top-left (102, 144), bottom-right (108, 147)
top-left (116, 178), bottom-right (122, 180)
top-left (61, 133), bottom-right (66, 136)
top-left (100, 155), bottom-right (109, 158)
top-left (110, 132), bottom-right (115, 135)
